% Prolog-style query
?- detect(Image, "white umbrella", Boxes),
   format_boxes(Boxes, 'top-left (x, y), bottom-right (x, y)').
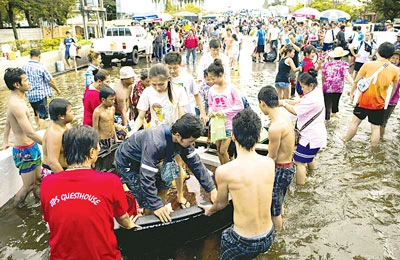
top-left (320, 9), bottom-right (350, 21)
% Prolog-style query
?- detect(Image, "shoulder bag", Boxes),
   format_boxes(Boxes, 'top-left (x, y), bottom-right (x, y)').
top-left (357, 62), bottom-right (390, 92)
top-left (295, 108), bottom-right (324, 145)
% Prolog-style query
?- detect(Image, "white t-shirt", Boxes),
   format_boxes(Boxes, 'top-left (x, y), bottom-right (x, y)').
top-left (137, 84), bottom-right (188, 127)
top-left (198, 52), bottom-right (231, 83)
top-left (269, 26), bottom-right (280, 41)
top-left (171, 71), bottom-right (199, 114)
top-left (352, 40), bottom-right (377, 63)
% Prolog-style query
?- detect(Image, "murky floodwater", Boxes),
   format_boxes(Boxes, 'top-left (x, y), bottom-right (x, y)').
top-left (1, 37), bottom-right (400, 259)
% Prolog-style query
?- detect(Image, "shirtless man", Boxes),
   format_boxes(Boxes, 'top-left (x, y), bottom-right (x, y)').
top-left (200, 109), bottom-right (275, 260)
top-left (93, 86), bottom-right (119, 150)
top-left (42, 98), bottom-right (74, 175)
top-left (114, 66), bottom-right (135, 127)
top-left (258, 86), bottom-right (296, 231)
top-left (3, 68), bottom-right (43, 208)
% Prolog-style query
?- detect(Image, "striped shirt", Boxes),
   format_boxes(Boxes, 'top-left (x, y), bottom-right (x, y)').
top-left (22, 60), bottom-right (54, 102)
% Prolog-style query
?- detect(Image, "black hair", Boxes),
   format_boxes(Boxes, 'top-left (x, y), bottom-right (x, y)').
top-left (282, 44), bottom-right (294, 56)
top-left (258, 85), bottom-right (279, 108)
top-left (232, 33), bottom-right (238, 41)
top-left (299, 68), bottom-right (318, 87)
top-left (62, 125), bottom-right (99, 165)
top-left (30, 49), bottom-right (41, 57)
top-left (149, 63), bottom-right (174, 104)
top-left (171, 113), bottom-right (203, 139)
top-left (203, 69), bottom-right (208, 78)
top-left (207, 58), bottom-right (224, 77)
top-left (303, 45), bottom-right (317, 56)
top-left (93, 69), bottom-right (109, 82)
top-left (232, 109), bottom-right (262, 151)
top-left (99, 85), bottom-right (116, 101)
top-left (209, 38), bottom-right (221, 49)
top-left (49, 98), bottom-right (71, 121)
top-left (140, 68), bottom-right (149, 81)
top-left (377, 42), bottom-right (395, 59)
top-left (4, 68), bottom-right (25, 91)
top-left (164, 51), bottom-right (182, 65)
top-left (352, 25), bottom-right (357, 31)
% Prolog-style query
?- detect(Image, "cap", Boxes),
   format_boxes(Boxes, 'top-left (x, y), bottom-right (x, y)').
top-left (120, 66), bottom-right (136, 79)
top-left (386, 20), bottom-right (391, 23)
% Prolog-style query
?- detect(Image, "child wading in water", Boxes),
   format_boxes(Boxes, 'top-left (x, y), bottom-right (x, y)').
top-left (93, 86), bottom-right (119, 150)
top-left (207, 59), bottom-right (244, 165)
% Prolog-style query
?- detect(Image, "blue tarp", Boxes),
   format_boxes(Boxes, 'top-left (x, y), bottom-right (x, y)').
top-left (132, 14), bottom-right (158, 21)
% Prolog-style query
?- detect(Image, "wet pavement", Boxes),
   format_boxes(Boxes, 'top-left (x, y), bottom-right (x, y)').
top-left (0, 37), bottom-right (400, 259)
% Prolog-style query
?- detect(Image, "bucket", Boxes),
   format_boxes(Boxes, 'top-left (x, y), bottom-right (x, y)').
top-left (55, 61), bottom-right (65, 72)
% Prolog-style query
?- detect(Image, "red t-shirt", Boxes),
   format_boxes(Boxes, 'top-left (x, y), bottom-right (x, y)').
top-left (83, 88), bottom-right (101, 126)
top-left (40, 169), bottom-right (128, 260)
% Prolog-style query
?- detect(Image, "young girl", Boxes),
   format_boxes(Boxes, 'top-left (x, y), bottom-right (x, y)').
top-left (296, 45), bottom-right (323, 96)
top-left (132, 63), bottom-right (188, 131)
top-left (275, 45), bottom-right (302, 99)
top-left (131, 68), bottom-right (151, 123)
top-left (85, 50), bottom-right (102, 88)
top-left (207, 59), bottom-right (244, 165)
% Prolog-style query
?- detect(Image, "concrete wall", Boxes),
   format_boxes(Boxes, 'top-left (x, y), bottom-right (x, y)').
top-left (0, 28), bottom-right (43, 42)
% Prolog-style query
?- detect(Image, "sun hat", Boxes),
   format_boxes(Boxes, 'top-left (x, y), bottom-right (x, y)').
top-left (120, 66), bottom-right (136, 79)
top-left (328, 47), bottom-right (349, 58)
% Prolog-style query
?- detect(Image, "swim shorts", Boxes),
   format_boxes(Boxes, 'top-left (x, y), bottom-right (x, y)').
top-left (220, 225), bottom-right (274, 260)
top-left (99, 137), bottom-right (116, 150)
top-left (271, 163), bottom-right (295, 217)
top-left (41, 163), bottom-right (54, 178)
top-left (12, 142), bottom-right (42, 174)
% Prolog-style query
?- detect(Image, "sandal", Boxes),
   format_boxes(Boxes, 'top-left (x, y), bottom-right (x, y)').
top-left (178, 199), bottom-right (191, 209)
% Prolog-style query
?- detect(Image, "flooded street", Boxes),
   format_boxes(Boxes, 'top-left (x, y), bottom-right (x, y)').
top-left (0, 37), bottom-right (400, 259)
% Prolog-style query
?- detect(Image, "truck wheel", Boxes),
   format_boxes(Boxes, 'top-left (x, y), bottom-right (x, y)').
top-left (131, 48), bottom-right (139, 65)
top-left (101, 55), bottom-right (112, 68)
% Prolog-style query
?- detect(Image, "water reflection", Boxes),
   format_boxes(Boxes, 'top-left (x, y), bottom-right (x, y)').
top-left (0, 38), bottom-right (399, 259)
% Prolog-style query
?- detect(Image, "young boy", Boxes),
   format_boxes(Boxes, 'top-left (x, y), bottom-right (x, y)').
top-left (93, 86), bottom-right (119, 150)
top-left (200, 109), bottom-right (275, 259)
top-left (258, 86), bottom-right (295, 231)
top-left (164, 51), bottom-right (207, 125)
top-left (42, 98), bottom-right (74, 176)
top-left (3, 68), bottom-right (43, 208)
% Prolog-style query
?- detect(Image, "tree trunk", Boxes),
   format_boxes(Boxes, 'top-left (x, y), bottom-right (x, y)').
top-left (25, 10), bottom-right (34, 27)
top-left (0, 11), bottom-right (4, 29)
top-left (7, 2), bottom-right (19, 41)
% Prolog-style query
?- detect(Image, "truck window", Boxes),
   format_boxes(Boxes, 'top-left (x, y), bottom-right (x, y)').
top-left (119, 28), bottom-right (125, 36)
top-left (106, 29), bottom-right (112, 36)
top-left (112, 28), bottom-right (118, 36)
top-left (125, 28), bottom-right (132, 36)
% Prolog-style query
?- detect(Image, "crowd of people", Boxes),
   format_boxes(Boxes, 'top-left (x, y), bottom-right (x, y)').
top-left (2, 12), bottom-right (400, 259)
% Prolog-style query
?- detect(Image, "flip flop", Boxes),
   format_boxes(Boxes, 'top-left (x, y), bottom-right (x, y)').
top-left (178, 199), bottom-right (190, 209)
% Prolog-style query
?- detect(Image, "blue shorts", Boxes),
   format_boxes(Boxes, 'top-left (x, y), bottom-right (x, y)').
top-left (294, 143), bottom-right (320, 163)
top-left (30, 98), bottom-right (48, 119)
top-left (115, 160), bottom-right (172, 210)
top-left (271, 163), bottom-right (295, 216)
top-left (12, 142), bottom-right (42, 174)
top-left (220, 225), bottom-right (274, 260)
top-left (275, 82), bottom-right (290, 89)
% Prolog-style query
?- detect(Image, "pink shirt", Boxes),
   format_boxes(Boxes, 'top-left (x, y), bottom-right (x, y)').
top-left (294, 87), bottom-right (327, 149)
top-left (208, 84), bottom-right (244, 130)
top-left (322, 60), bottom-right (349, 93)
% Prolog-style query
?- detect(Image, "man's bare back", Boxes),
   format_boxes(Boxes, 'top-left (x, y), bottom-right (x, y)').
top-left (217, 153), bottom-right (275, 237)
top-left (42, 123), bottom-right (69, 172)
top-left (268, 114), bottom-right (295, 163)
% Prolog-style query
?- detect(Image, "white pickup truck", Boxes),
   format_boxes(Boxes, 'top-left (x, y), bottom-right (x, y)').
top-left (92, 26), bottom-right (147, 66)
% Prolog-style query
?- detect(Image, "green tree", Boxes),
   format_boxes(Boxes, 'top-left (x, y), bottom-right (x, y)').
top-left (369, 0), bottom-right (400, 21)
top-left (104, 0), bottom-right (117, 21)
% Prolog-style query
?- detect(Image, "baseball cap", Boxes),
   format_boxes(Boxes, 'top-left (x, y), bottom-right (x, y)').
top-left (386, 20), bottom-right (391, 23)
top-left (120, 66), bottom-right (136, 79)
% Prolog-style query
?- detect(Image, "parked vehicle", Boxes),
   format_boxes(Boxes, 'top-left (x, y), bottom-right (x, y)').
top-left (92, 26), bottom-right (147, 66)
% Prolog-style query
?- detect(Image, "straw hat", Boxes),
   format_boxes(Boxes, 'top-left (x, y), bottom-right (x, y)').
top-left (328, 47), bottom-right (349, 58)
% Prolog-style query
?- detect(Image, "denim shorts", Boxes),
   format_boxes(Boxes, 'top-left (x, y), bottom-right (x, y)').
top-left (30, 98), bottom-right (48, 119)
top-left (220, 225), bottom-right (274, 260)
top-left (271, 164), bottom-right (295, 216)
top-left (115, 160), bottom-right (172, 209)
top-left (275, 82), bottom-right (290, 89)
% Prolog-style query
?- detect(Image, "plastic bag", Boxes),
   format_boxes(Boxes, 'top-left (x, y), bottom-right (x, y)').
top-left (210, 116), bottom-right (227, 143)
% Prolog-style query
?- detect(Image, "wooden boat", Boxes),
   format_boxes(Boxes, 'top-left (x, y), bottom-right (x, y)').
top-left (94, 143), bottom-right (234, 258)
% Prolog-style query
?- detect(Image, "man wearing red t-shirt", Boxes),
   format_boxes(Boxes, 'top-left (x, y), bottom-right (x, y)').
top-left (184, 29), bottom-right (198, 65)
top-left (41, 126), bottom-right (138, 260)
